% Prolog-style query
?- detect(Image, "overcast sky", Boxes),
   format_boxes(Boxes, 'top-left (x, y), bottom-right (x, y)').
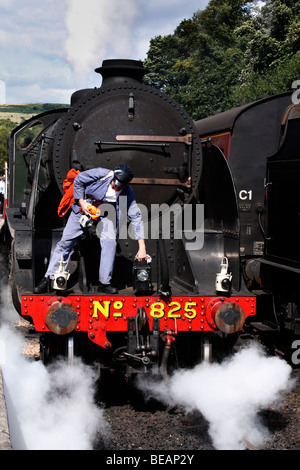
top-left (0, 0), bottom-right (209, 104)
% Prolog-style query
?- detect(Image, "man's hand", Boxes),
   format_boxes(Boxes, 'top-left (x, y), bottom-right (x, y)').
top-left (136, 239), bottom-right (147, 262)
top-left (79, 199), bottom-right (90, 215)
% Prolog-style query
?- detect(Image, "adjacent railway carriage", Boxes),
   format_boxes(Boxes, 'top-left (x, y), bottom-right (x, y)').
top-left (195, 94), bottom-right (300, 351)
top-left (195, 93), bottom-right (293, 261)
top-left (259, 102), bottom-right (300, 342)
top-left (4, 59), bottom-right (256, 374)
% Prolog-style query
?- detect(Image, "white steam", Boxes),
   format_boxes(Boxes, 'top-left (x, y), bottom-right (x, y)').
top-left (0, 256), bottom-right (294, 450)
top-left (63, 0), bottom-right (141, 88)
top-left (138, 343), bottom-right (293, 450)
top-left (0, 276), bottom-right (107, 450)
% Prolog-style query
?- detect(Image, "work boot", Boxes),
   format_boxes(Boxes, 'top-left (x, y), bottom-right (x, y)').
top-left (98, 282), bottom-right (118, 294)
top-left (33, 277), bottom-right (50, 294)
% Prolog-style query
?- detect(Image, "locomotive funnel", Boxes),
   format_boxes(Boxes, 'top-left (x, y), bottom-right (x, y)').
top-left (95, 59), bottom-right (147, 85)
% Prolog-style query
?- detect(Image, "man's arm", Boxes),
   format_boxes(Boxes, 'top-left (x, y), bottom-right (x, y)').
top-left (73, 168), bottom-right (110, 200)
top-left (136, 238), bottom-right (147, 261)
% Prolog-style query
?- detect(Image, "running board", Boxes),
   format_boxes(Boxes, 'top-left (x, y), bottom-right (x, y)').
top-left (250, 322), bottom-right (279, 333)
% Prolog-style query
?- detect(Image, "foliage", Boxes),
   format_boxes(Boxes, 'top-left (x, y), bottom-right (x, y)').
top-left (0, 103), bottom-right (68, 114)
top-left (143, 0), bottom-right (300, 119)
top-left (0, 119), bottom-right (15, 175)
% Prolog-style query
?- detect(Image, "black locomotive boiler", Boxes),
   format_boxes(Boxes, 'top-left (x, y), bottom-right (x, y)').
top-left (195, 94), bottom-right (300, 357)
top-left (3, 59), bottom-right (256, 374)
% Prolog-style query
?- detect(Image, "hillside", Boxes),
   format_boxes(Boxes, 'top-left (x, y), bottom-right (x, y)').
top-left (0, 103), bottom-right (68, 125)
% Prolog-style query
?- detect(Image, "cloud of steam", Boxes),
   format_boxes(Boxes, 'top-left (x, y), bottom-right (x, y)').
top-left (0, 263), bottom-right (107, 450)
top-left (138, 343), bottom-right (293, 450)
top-left (63, 0), bottom-right (141, 88)
top-left (0, 325), bottom-right (106, 449)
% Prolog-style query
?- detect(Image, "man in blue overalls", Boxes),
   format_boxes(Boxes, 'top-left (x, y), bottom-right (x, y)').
top-left (34, 164), bottom-right (146, 294)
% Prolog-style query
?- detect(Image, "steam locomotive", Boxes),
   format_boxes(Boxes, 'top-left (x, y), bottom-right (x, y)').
top-left (3, 59), bottom-right (261, 374)
top-left (195, 94), bottom-right (300, 356)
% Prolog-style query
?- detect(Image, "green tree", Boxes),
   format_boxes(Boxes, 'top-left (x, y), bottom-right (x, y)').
top-left (144, 0), bottom-right (253, 118)
top-left (144, 0), bottom-right (300, 119)
top-left (231, 0), bottom-right (300, 103)
top-left (0, 119), bottom-right (15, 174)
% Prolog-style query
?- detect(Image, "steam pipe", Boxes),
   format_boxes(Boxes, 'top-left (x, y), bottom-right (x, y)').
top-left (160, 343), bottom-right (171, 380)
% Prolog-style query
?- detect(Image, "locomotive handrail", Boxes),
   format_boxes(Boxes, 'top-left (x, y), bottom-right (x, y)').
top-left (95, 140), bottom-right (170, 148)
top-left (116, 134), bottom-right (193, 145)
top-left (131, 177), bottom-right (191, 188)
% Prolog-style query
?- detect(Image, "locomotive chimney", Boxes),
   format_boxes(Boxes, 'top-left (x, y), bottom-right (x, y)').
top-left (95, 59), bottom-right (147, 86)
top-left (71, 59), bottom-right (147, 105)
